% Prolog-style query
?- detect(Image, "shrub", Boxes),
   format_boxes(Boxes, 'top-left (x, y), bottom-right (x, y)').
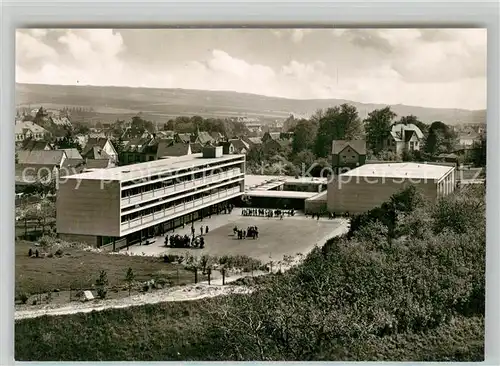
top-left (95, 270), bottom-right (109, 299)
top-left (17, 292), bottom-right (29, 304)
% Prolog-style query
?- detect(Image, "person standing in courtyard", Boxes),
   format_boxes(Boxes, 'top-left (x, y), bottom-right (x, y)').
top-left (205, 225), bottom-right (209, 234)
top-left (200, 227), bottom-right (203, 236)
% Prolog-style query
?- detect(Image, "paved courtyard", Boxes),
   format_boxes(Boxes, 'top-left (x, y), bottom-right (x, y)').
top-left (120, 208), bottom-right (348, 262)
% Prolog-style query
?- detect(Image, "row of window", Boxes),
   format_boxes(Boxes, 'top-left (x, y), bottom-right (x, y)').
top-left (120, 165), bottom-right (241, 198)
top-left (121, 156), bottom-right (244, 188)
top-left (16, 134), bottom-right (45, 140)
top-left (121, 176), bottom-right (242, 213)
top-left (120, 182), bottom-right (241, 223)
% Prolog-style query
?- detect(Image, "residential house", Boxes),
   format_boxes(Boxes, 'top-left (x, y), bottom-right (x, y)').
top-left (458, 130), bottom-right (481, 147)
top-left (15, 121), bottom-right (50, 143)
top-left (121, 126), bottom-right (149, 142)
top-left (157, 130), bottom-right (175, 139)
top-left (51, 116), bottom-right (72, 127)
top-left (261, 132), bottom-right (292, 155)
top-left (192, 131), bottom-right (215, 146)
top-left (61, 156), bottom-right (86, 175)
top-left (60, 148), bottom-right (83, 160)
top-left (262, 132), bottom-right (281, 143)
top-left (245, 123), bottom-right (263, 134)
top-left (82, 138), bottom-right (118, 164)
top-left (21, 140), bottom-right (53, 151)
top-left (190, 142), bottom-right (204, 154)
top-left (16, 149), bottom-right (68, 188)
top-left (157, 142), bottom-right (192, 158)
top-left (210, 132), bottom-right (224, 142)
top-left (331, 140), bottom-right (367, 174)
top-left (88, 132), bottom-right (107, 139)
top-left (120, 135), bottom-right (185, 164)
top-left (221, 139), bottom-right (250, 155)
top-left (175, 133), bottom-right (192, 144)
top-left (243, 136), bottom-right (263, 148)
top-left (385, 123), bottom-right (424, 155)
top-left (17, 149), bottom-right (67, 170)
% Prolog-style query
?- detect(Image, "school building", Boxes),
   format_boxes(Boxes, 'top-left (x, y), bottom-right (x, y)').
top-left (56, 146), bottom-right (245, 249)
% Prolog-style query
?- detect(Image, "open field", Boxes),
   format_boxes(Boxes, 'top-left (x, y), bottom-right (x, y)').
top-left (15, 241), bottom-right (197, 298)
top-left (16, 83), bottom-right (486, 125)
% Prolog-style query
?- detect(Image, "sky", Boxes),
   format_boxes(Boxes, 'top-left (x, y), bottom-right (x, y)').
top-left (16, 28), bottom-right (487, 110)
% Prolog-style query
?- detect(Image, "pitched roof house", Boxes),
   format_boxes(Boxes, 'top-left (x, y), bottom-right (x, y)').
top-left (458, 130), bottom-right (480, 147)
top-left (15, 121), bottom-right (50, 143)
top-left (157, 142), bottom-right (192, 158)
top-left (385, 124), bottom-right (424, 155)
top-left (244, 136), bottom-right (263, 146)
top-left (331, 140), bottom-right (367, 173)
top-left (21, 140), bottom-right (53, 151)
top-left (60, 148), bottom-right (83, 160)
top-left (221, 139), bottom-right (249, 155)
top-left (192, 131), bottom-right (215, 145)
top-left (210, 131), bottom-right (224, 141)
top-left (50, 116), bottom-right (72, 127)
top-left (16, 150), bottom-right (68, 185)
top-left (189, 142), bottom-right (204, 154)
top-left (175, 133), bottom-right (192, 144)
top-left (262, 132), bottom-right (281, 143)
top-left (82, 138), bottom-right (118, 163)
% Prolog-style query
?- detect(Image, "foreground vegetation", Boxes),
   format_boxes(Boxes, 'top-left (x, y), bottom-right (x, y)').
top-left (15, 185), bottom-right (485, 361)
top-left (15, 240), bottom-right (196, 299)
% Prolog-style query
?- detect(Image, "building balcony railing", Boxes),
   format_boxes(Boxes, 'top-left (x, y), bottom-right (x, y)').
top-left (121, 168), bottom-right (242, 207)
top-left (121, 186), bottom-right (242, 231)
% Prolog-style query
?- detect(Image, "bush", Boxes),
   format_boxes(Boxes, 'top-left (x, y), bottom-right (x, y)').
top-left (95, 270), bottom-right (109, 299)
top-left (17, 292), bottom-right (29, 304)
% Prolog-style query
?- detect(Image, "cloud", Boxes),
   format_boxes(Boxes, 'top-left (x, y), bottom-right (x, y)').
top-left (16, 31), bottom-right (58, 64)
top-left (16, 28), bottom-right (487, 109)
top-left (291, 29), bottom-right (312, 43)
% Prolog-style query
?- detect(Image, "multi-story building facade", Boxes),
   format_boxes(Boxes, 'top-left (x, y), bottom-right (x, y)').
top-left (57, 146), bottom-right (245, 249)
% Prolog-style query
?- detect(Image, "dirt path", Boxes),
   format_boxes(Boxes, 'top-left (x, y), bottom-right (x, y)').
top-left (15, 277), bottom-right (252, 321)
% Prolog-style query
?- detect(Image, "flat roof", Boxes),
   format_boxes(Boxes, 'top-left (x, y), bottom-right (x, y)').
top-left (245, 174), bottom-right (327, 190)
top-left (65, 153), bottom-right (245, 182)
top-left (246, 190), bottom-right (318, 199)
top-left (340, 162), bottom-right (454, 180)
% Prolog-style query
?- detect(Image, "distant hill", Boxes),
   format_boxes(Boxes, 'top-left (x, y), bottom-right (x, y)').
top-left (15, 83), bottom-right (486, 126)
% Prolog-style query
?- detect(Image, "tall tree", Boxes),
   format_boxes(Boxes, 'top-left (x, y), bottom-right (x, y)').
top-left (424, 121), bottom-right (456, 156)
top-left (364, 106), bottom-right (397, 154)
top-left (292, 119), bottom-right (318, 154)
top-left (314, 104), bottom-right (363, 158)
top-left (56, 127), bottom-right (82, 152)
top-left (471, 134), bottom-right (486, 167)
top-left (398, 115), bottom-right (429, 136)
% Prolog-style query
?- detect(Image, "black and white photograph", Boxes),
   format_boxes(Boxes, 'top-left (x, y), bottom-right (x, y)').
top-left (14, 28), bottom-right (486, 361)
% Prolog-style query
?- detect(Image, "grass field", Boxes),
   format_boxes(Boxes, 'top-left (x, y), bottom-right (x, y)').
top-left (15, 241), bottom-right (197, 298)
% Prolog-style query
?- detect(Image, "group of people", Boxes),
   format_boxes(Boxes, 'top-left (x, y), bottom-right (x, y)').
top-left (241, 208), bottom-right (295, 219)
top-left (233, 225), bottom-right (259, 239)
top-left (165, 233), bottom-right (205, 249)
top-left (192, 225), bottom-right (210, 237)
top-left (307, 211), bottom-right (350, 220)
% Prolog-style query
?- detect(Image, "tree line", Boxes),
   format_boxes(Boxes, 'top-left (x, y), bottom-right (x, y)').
top-left (245, 104), bottom-right (485, 176)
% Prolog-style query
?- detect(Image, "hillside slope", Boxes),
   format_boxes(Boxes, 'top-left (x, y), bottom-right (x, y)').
top-left (15, 83), bottom-right (485, 125)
